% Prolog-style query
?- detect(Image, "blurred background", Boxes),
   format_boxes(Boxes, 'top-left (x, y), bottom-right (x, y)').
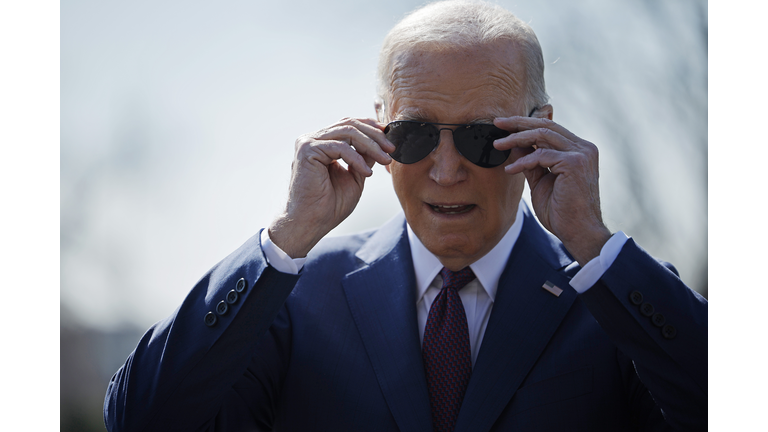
top-left (61, 0), bottom-right (707, 430)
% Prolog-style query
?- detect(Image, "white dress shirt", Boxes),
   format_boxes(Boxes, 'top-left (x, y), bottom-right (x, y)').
top-left (260, 202), bottom-right (628, 365)
top-left (409, 203), bottom-right (524, 365)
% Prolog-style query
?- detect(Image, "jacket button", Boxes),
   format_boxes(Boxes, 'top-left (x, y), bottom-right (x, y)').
top-left (226, 289), bottom-right (239, 305)
top-left (662, 324), bottom-right (677, 339)
top-left (651, 313), bottom-right (666, 327)
top-left (204, 312), bottom-right (217, 327)
top-left (629, 291), bottom-right (643, 305)
top-left (216, 300), bottom-right (229, 316)
top-left (236, 278), bottom-right (248, 293)
top-left (640, 302), bottom-right (655, 317)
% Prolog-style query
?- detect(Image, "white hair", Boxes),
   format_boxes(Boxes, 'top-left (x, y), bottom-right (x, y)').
top-left (377, 0), bottom-right (548, 115)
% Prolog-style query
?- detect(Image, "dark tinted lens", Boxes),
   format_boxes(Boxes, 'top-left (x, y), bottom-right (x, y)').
top-left (385, 122), bottom-right (439, 164)
top-left (452, 124), bottom-right (511, 168)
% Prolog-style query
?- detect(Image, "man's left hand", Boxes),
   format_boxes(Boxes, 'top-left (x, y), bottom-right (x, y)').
top-left (493, 115), bottom-right (612, 266)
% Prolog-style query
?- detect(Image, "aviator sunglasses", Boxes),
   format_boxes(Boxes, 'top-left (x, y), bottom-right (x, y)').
top-left (383, 108), bottom-right (536, 168)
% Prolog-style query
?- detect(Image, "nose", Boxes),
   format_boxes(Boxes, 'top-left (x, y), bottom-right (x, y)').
top-left (428, 128), bottom-right (468, 186)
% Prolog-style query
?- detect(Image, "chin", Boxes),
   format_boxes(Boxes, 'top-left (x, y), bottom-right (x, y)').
top-left (425, 235), bottom-right (482, 262)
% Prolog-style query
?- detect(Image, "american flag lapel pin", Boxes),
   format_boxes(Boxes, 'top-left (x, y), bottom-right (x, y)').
top-left (542, 280), bottom-right (563, 297)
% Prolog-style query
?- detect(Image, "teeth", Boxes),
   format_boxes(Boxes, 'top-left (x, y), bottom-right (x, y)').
top-left (430, 204), bottom-right (474, 214)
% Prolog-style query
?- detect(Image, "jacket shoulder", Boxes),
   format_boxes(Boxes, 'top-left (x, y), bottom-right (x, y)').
top-left (302, 228), bottom-right (377, 273)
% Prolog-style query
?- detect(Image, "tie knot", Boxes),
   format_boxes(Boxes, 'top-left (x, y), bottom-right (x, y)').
top-left (440, 266), bottom-right (475, 292)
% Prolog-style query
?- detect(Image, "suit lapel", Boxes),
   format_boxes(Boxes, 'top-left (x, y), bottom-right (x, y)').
top-left (341, 214), bottom-right (433, 432)
top-left (454, 209), bottom-right (578, 432)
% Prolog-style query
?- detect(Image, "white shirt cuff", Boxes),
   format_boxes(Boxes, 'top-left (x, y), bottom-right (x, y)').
top-left (260, 229), bottom-right (307, 275)
top-left (569, 231), bottom-right (629, 293)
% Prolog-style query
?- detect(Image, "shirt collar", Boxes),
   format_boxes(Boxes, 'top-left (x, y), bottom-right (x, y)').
top-left (409, 201), bottom-right (525, 304)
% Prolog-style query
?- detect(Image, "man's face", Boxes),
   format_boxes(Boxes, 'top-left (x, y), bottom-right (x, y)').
top-left (384, 41), bottom-right (528, 270)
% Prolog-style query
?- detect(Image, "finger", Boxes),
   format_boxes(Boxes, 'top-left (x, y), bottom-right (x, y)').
top-left (321, 117), bottom-right (396, 153)
top-left (509, 146), bottom-right (535, 163)
top-left (309, 140), bottom-right (373, 176)
top-left (356, 117), bottom-right (390, 134)
top-left (506, 150), bottom-right (549, 186)
top-left (353, 118), bottom-right (398, 155)
top-left (494, 127), bottom-right (573, 152)
top-left (342, 117), bottom-right (397, 153)
top-left (362, 153), bottom-right (376, 169)
top-left (522, 163), bottom-right (550, 190)
top-left (504, 147), bottom-right (550, 190)
top-left (494, 116), bottom-right (580, 142)
top-left (504, 148), bottom-right (569, 176)
top-left (316, 122), bottom-right (394, 165)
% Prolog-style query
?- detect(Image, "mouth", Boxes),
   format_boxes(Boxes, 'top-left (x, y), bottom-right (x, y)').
top-left (428, 203), bottom-right (476, 215)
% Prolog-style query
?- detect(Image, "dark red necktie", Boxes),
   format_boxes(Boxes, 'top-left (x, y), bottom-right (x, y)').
top-left (422, 266), bottom-right (475, 432)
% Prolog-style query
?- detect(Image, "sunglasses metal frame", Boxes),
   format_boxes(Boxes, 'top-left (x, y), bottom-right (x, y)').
top-left (384, 108), bottom-right (537, 168)
top-left (384, 120), bottom-right (512, 168)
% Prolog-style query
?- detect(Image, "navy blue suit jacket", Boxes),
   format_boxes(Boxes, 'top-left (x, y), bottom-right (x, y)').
top-left (104, 206), bottom-right (707, 431)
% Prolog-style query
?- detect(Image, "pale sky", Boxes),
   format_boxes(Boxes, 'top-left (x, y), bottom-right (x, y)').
top-left (60, 0), bottom-right (708, 330)
top-left (4, 0), bottom-right (768, 429)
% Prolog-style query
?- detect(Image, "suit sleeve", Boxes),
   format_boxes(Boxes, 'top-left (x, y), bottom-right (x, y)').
top-left (103, 230), bottom-right (300, 432)
top-left (578, 238), bottom-right (707, 431)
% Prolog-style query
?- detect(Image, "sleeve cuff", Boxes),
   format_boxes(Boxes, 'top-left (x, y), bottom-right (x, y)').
top-left (569, 231), bottom-right (629, 293)
top-left (260, 229), bottom-right (307, 275)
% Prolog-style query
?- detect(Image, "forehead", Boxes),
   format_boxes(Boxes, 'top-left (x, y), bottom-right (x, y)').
top-left (388, 41), bottom-right (526, 122)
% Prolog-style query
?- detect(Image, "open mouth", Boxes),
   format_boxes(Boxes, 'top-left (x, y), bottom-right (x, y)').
top-left (428, 203), bottom-right (476, 215)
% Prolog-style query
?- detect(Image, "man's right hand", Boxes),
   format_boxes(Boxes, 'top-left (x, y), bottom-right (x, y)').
top-left (267, 117), bottom-right (395, 259)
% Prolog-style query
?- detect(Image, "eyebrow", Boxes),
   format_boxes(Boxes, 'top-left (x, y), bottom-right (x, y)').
top-left (392, 108), bottom-right (431, 122)
top-left (393, 109), bottom-right (496, 125)
top-left (465, 117), bottom-right (495, 125)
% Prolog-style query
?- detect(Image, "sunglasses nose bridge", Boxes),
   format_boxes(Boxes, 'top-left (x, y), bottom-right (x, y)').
top-left (429, 127), bottom-right (467, 185)
top-left (433, 127), bottom-right (460, 155)
top-left (437, 125), bottom-right (475, 162)
top-left (435, 126), bottom-right (457, 148)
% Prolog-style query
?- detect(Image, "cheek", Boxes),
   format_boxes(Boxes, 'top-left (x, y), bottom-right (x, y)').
top-left (390, 165), bottom-right (417, 208)
top-left (390, 163), bottom-right (422, 196)
top-left (504, 173), bottom-right (525, 202)
top-left (484, 172), bottom-right (525, 214)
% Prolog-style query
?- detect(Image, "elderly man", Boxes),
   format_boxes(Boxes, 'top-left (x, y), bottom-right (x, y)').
top-left (104, 1), bottom-right (707, 431)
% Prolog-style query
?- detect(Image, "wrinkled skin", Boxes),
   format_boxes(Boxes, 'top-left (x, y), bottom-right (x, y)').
top-left (269, 40), bottom-right (610, 268)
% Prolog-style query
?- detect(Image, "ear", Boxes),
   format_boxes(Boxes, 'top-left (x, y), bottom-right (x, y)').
top-left (374, 97), bottom-right (386, 123)
top-left (375, 97), bottom-right (393, 175)
top-left (535, 104), bottom-right (554, 120)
